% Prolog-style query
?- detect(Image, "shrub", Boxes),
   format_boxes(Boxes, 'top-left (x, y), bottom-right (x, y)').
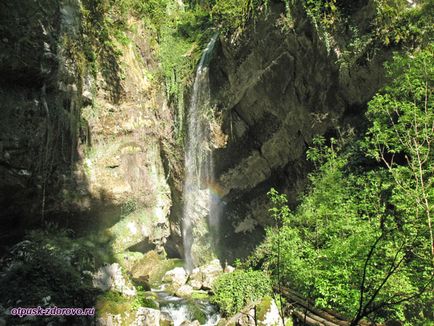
top-left (0, 228), bottom-right (102, 324)
top-left (212, 269), bottom-right (272, 316)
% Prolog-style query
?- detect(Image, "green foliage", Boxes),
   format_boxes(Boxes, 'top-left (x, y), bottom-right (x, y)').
top-left (364, 45), bottom-right (433, 160)
top-left (0, 227), bottom-right (101, 312)
top-left (251, 46), bottom-right (434, 324)
top-left (363, 45), bottom-right (434, 261)
top-left (210, 0), bottom-right (269, 34)
top-left (305, 0), bottom-right (339, 29)
top-left (253, 139), bottom-right (430, 321)
top-left (303, 0), bottom-right (432, 69)
top-left (132, 287), bottom-right (159, 309)
top-left (212, 269), bottom-right (272, 316)
top-left (125, 0), bottom-right (169, 31)
top-left (96, 291), bottom-right (131, 316)
top-left (373, 0), bottom-right (433, 47)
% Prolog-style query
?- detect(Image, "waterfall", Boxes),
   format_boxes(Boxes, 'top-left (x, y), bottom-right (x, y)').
top-left (182, 33), bottom-right (219, 272)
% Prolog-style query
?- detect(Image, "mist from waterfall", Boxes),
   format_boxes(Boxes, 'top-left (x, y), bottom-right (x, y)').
top-left (182, 33), bottom-right (219, 272)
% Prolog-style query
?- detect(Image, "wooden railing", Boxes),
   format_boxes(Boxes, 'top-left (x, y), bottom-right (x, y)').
top-left (276, 287), bottom-right (372, 326)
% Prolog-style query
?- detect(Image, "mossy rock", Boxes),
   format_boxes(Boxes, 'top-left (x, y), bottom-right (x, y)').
top-left (160, 320), bottom-right (174, 326)
top-left (108, 209), bottom-right (154, 253)
top-left (132, 275), bottom-right (151, 291)
top-left (115, 251), bottom-right (145, 272)
top-left (96, 291), bottom-right (132, 317)
top-left (256, 295), bottom-right (273, 321)
top-left (191, 291), bottom-right (209, 300)
top-left (96, 288), bottom-right (160, 323)
top-left (135, 294), bottom-right (159, 310)
top-left (255, 296), bottom-right (284, 326)
top-left (128, 251), bottom-right (183, 286)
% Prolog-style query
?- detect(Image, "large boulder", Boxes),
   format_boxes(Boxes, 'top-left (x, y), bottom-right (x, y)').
top-left (201, 259), bottom-right (224, 289)
top-left (188, 259), bottom-right (224, 290)
top-left (188, 259), bottom-right (235, 290)
top-left (256, 297), bottom-right (283, 326)
top-left (117, 251), bottom-right (184, 288)
top-left (163, 267), bottom-right (188, 291)
top-left (188, 268), bottom-right (204, 290)
top-left (224, 265), bottom-right (235, 273)
top-left (93, 263), bottom-right (136, 296)
top-left (176, 284), bottom-right (194, 298)
top-left (180, 321), bottom-right (200, 326)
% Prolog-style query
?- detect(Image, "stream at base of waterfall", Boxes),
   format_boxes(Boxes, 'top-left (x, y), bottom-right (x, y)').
top-left (155, 287), bottom-right (220, 326)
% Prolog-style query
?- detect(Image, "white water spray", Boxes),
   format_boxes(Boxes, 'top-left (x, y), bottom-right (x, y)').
top-left (182, 33), bottom-right (219, 272)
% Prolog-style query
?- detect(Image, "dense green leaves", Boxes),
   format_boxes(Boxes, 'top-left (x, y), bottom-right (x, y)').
top-left (212, 269), bottom-right (272, 316)
top-left (364, 45), bottom-right (434, 259)
top-left (0, 228), bottom-right (103, 312)
top-left (210, 0), bottom-right (269, 33)
top-left (373, 0), bottom-right (434, 47)
top-left (249, 46), bottom-right (434, 324)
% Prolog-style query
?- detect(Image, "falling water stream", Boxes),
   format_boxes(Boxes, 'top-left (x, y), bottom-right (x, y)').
top-left (146, 33), bottom-right (222, 326)
top-left (182, 33), bottom-right (220, 272)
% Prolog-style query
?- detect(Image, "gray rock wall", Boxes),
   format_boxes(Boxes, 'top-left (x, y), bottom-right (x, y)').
top-left (207, 2), bottom-right (387, 261)
top-left (0, 0), bottom-right (84, 246)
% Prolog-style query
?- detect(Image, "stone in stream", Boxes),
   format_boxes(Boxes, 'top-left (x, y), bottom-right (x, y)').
top-left (176, 284), bottom-right (194, 298)
top-left (180, 321), bottom-right (200, 326)
top-left (163, 267), bottom-right (188, 291)
top-left (134, 307), bottom-right (161, 326)
top-left (160, 311), bottom-right (174, 326)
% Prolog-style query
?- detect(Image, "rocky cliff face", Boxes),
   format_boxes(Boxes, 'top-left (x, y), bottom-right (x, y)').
top-left (0, 0), bottom-right (84, 246)
top-left (0, 0), bottom-right (389, 263)
top-left (207, 2), bottom-right (388, 261)
top-left (79, 20), bottom-right (174, 255)
top-left (0, 1), bottom-right (176, 255)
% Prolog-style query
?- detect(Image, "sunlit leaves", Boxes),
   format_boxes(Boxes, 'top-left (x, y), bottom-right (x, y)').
top-left (212, 269), bottom-right (272, 316)
top-left (364, 46), bottom-right (434, 261)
